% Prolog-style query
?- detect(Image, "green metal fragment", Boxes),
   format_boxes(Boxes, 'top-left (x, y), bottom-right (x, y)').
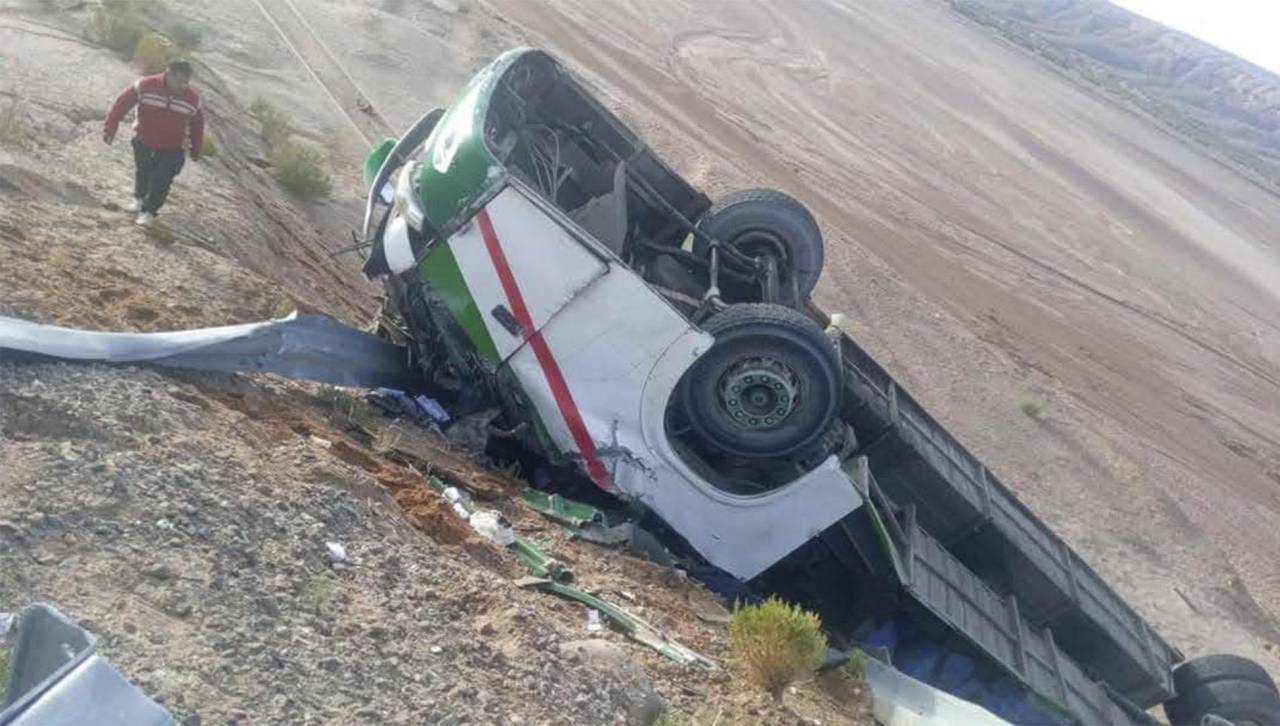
top-left (512, 536), bottom-right (574, 583)
top-left (521, 488), bottom-right (607, 528)
top-left (517, 579), bottom-right (717, 670)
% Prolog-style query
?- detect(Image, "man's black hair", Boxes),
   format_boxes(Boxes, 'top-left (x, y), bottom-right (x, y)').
top-left (166, 59), bottom-right (193, 78)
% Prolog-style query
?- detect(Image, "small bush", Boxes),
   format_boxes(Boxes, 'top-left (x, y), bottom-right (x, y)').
top-left (145, 221), bottom-right (178, 246)
top-left (843, 649), bottom-right (867, 683)
top-left (165, 22), bottom-right (203, 51)
top-left (729, 596), bottom-right (828, 701)
top-left (133, 30), bottom-right (181, 73)
top-left (1019, 392), bottom-right (1045, 418)
top-left (269, 294), bottom-right (298, 318)
top-left (249, 98), bottom-right (295, 151)
top-left (201, 130), bottom-right (221, 157)
top-left (0, 101), bottom-right (32, 148)
top-left (302, 572), bottom-right (342, 612)
top-left (270, 141), bottom-right (331, 200)
top-left (87, 3), bottom-right (148, 57)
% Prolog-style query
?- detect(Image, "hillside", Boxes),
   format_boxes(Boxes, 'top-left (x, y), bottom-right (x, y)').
top-left (5, 0), bottom-right (1280, 721)
top-left (952, 0), bottom-right (1280, 188)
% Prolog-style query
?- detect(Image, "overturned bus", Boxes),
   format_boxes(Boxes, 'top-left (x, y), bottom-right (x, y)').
top-left (357, 48), bottom-right (1279, 726)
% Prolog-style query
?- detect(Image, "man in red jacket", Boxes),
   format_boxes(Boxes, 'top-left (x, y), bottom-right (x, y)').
top-left (103, 60), bottom-right (204, 226)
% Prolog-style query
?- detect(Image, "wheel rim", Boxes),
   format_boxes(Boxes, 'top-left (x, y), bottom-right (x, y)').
top-left (729, 231), bottom-right (789, 266)
top-left (718, 357), bottom-right (799, 429)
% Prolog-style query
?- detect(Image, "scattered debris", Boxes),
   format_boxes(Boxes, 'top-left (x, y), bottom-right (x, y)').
top-left (519, 578), bottom-right (716, 670)
top-left (521, 488), bottom-right (606, 527)
top-left (469, 510), bottom-right (515, 546)
top-left (577, 521), bottom-right (674, 566)
top-left (687, 591), bottom-right (732, 625)
top-left (367, 387), bottom-right (450, 427)
top-left (587, 609), bottom-right (603, 633)
top-left (0, 611), bottom-right (14, 636)
top-left (324, 541), bottom-right (349, 564)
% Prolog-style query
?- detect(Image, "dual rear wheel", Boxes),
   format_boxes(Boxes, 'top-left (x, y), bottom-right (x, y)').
top-left (676, 191), bottom-right (837, 463)
top-left (1165, 654), bottom-right (1280, 726)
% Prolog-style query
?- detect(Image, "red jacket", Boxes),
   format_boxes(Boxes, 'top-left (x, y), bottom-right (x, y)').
top-left (105, 74), bottom-right (204, 155)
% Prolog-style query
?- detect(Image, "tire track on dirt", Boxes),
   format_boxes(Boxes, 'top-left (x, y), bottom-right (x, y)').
top-left (251, 0), bottom-right (394, 145)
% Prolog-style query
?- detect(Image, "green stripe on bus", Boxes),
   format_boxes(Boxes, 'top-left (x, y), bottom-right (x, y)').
top-left (419, 243), bottom-right (501, 364)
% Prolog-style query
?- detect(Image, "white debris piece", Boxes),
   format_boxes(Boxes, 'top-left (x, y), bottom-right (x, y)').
top-left (587, 609), bottom-right (602, 634)
top-left (0, 611), bottom-right (14, 636)
top-left (469, 510), bottom-right (514, 546)
top-left (443, 487), bottom-right (473, 519)
top-left (325, 541), bottom-right (349, 563)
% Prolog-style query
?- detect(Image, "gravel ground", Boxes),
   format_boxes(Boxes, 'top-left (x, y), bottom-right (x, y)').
top-left (0, 363), bottom-right (651, 725)
top-left (0, 362), bottom-right (871, 725)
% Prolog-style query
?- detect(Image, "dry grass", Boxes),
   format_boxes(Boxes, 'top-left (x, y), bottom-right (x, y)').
top-left (270, 141), bottom-right (332, 200)
top-left (729, 597), bottom-right (828, 701)
top-left (249, 98), bottom-right (295, 152)
top-left (133, 30), bottom-right (181, 74)
top-left (201, 129), bottom-right (221, 157)
top-left (144, 221), bottom-right (178, 246)
top-left (164, 21), bottom-right (203, 51)
top-left (301, 571), bottom-right (342, 613)
top-left (87, 1), bottom-right (148, 57)
top-left (1019, 392), bottom-right (1046, 418)
top-left (0, 101), bottom-right (32, 149)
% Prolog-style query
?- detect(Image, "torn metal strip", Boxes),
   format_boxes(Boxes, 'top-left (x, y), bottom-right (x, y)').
top-left (0, 314), bottom-right (415, 389)
top-left (518, 578), bottom-right (716, 670)
top-left (520, 488), bottom-right (607, 528)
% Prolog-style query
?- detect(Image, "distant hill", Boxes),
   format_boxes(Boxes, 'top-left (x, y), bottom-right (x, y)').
top-left (951, 0), bottom-right (1280, 189)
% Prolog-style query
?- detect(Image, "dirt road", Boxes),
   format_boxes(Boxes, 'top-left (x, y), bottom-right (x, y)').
top-left (286, 0), bottom-right (1280, 671)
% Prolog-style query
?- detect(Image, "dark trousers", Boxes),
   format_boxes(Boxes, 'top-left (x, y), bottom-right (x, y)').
top-left (132, 137), bottom-right (185, 214)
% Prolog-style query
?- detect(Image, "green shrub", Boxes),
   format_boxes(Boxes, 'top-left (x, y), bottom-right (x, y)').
top-left (249, 98), bottom-right (295, 151)
top-left (729, 596), bottom-right (828, 701)
top-left (1019, 392), bottom-right (1045, 418)
top-left (133, 30), bottom-right (181, 73)
top-left (145, 221), bottom-right (178, 246)
top-left (0, 101), bottom-right (32, 149)
top-left (165, 22), bottom-right (202, 51)
top-left (201, 129), bottom-right (221, 157)
top-left (87, 3), bottom-right (147, 57)
top-left (843, 649), bottom-right (867, 683)
top-left (270, 141), bottom-right (332, 200)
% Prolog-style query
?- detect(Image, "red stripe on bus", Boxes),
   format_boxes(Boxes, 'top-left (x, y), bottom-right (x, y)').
top-left (475, 207), bottom-right (615, 493)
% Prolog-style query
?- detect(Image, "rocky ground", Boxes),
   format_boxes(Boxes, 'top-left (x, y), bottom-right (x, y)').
top-left (0, 2), bottom-right (870, 724)
top-left (0, 362), bottom-right (870, 724)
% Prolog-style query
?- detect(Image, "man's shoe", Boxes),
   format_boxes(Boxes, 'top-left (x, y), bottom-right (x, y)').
top-left (126, 197), bottom-right (143, 212)
top-left (135, 212), bottom-right (156, 226)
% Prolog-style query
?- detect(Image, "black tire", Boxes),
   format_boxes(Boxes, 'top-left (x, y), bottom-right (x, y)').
top-left (1165, 679), bottom-right (1280, 726)
top-left (1174, 655), bottom-right (1279, 696)
top-left (679, 303), bottom-right (840, 459)
top-left (693, 189), bottom-right (824, 304)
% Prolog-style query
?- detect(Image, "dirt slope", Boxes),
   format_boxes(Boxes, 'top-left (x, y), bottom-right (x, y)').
top-left (0, 2), bottom-right (870, 724)
top-left (286, 0), bottom-right (1280, 675)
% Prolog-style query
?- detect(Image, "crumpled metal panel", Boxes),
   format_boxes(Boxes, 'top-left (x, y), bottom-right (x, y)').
top-left (0, 314), bottom-right (415, 389)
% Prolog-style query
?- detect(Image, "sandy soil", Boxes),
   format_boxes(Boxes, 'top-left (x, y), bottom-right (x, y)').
top-left (283, 0), bottom-right (1280, 674)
